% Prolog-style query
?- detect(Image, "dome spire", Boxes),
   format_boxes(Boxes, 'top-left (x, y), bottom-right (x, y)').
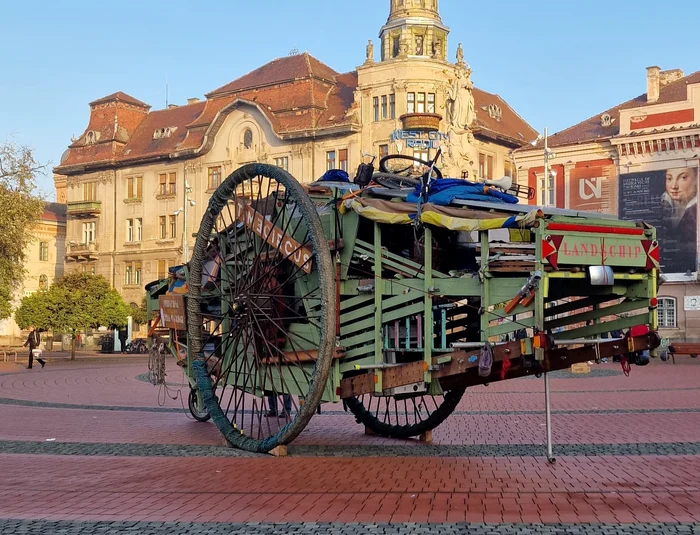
top-left (379, 0), bottom-right (449, 62)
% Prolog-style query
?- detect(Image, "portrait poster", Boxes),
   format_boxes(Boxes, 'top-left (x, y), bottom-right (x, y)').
top-left (618, 164), bottom-right (698, 274)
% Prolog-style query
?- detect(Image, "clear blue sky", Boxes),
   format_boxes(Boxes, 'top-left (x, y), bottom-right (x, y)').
top-left (1, 0), bottom-right (698, 199)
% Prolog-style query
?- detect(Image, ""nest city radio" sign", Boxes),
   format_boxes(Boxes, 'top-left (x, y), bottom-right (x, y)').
top-left (391, 130), bottom-right (448, 150)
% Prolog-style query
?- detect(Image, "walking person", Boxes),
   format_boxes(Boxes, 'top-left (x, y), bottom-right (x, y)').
top-left (265, 393), bottom-right (292, 418)
top-left (118, 327), bottom-right (129, 354)
top-left (24, 327), bottom-right (45, 369)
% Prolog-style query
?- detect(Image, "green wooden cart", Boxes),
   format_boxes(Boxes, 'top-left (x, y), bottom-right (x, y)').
top-left (145, 161), bottom-right (661, 457)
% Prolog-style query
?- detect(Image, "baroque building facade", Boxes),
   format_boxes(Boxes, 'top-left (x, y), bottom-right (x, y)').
top-left (0, 204), bottom-right (66, 345)
top-left (54, 0), bottom-right (537, 307)
top-left (514, 67), bottom-right (700, 342)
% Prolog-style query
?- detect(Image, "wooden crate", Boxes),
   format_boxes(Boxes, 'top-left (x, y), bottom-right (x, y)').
top-left (570, 362), bottom-right (591, 374)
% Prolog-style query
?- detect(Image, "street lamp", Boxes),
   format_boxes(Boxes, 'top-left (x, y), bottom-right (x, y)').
top-left (538, 128), bottom-right (556, 207)
top-left (173, 180), bottom-right (195, 264)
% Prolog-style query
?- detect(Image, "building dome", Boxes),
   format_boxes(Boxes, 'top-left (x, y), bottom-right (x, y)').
top-left (387, 0), bottom-right (441, 24)
top-left (380, 0), bottom-right (449, 61)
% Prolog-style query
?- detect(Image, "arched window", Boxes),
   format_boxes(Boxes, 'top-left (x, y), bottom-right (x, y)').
top-left (38, 275), bottom-right (48, 290)
top-left (243, 129), bottom-right (253, 150)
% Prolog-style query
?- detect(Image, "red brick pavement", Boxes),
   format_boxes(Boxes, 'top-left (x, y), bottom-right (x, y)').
top-left (1, 454), bottom-right (699, 523)
top-left (1, 358), bottom-right (700, 524)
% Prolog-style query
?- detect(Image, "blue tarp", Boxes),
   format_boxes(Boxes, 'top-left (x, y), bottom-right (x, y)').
top-left (406, 179), bottom-right (519, 206)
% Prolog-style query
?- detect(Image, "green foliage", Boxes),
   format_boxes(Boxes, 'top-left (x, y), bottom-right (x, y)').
top-left (129, 295), bottom-right (149, 326)
top-left (0, 140), bottom-right (46, 316)
top-left (0, 285), bottom-right (11, 321)
top-left (14, 273), bottom-right (130, 334)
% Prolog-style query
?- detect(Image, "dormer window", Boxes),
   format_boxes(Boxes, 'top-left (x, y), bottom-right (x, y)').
top-left (84, 131), bottom-right (99, 145)
top-left (153, 127), bottom-right (176, 139)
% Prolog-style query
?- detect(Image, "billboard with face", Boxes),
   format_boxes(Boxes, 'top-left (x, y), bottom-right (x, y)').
top-left (618, 164), bottom-right (698, 274)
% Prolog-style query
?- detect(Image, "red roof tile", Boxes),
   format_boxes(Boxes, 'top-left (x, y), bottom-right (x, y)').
top-left (41, 202), bottom-right (67, 224)
top-left (527, 70), bottom-right (700, 149)
top-left (89, 91), bottom-right (150, 109)
top-left (207, 53), bottom-right (338, 96)
top-left (472, 88), bottom-right (538, 145)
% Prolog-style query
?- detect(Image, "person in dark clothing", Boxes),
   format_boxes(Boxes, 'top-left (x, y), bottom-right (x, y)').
top-left (24, 327), bottom-right (45, 369)
top-left (118, 328), bottom-right (129, 354)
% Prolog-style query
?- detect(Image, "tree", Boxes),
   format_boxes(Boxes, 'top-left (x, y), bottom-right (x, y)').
top-left (129, 295), bottom-right (150, 327)
top-left (14, 273), bottom-right (130, 359)
top-left (0, 140), bottom-right (46, 319)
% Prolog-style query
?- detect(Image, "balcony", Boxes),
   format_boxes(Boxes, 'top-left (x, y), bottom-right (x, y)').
top-left (67, 201), bottom-right (101, 218)
top-left (66, 242), bottom-right (99, 262)
top-left (400, 113), bottom-right (442, 132)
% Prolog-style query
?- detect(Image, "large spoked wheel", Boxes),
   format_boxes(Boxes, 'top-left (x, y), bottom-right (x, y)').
top-left (187, 163), bottom-right (336, 453)
top-left (379, 155), bottom-right (443, 179)
top-left (345, 386), bottom-right (466, 439)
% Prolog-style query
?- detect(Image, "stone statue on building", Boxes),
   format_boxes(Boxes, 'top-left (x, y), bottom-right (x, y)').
top-left (456, 43), bottom-right (465, 67)
top-left (365, 39), bottom-right (374, 64)
top-left (432, 39), bottom-right (442, 59)
top-left (445, 66), bottom-right (475, 131)
top-left (398, 39), bottom-right (409, 58)
top-left (415, 35), bottom-right (424, 56)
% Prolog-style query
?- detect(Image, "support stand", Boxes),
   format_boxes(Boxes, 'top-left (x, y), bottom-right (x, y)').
top-left (544, 372), bottom-right (555, 463)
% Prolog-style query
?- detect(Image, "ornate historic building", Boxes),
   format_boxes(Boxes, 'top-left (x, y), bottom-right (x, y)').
top-left (54, 0), bottom-right (537, 306)
top-left (0, 203), bottom-right (66, 344)
top-left (514, 67), bottom-right (700, 341)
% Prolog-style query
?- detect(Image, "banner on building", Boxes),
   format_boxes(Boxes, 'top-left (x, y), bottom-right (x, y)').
top-left (569, 163), bottom-right (617, 214)
top-left (684, 296), bottom-right (700, 311)
top-left (618, 163), bottom-right (698, 274)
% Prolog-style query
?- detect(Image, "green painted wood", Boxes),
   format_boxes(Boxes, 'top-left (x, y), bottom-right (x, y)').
top-left (545, 298), bottom-right (649, 330)
top-left (486, 316), bottom-right (536, 337)
top-left (341, 298), bottom-right (424, 337)
top-left (341, 302), bottom-right (425, 348)
top-left (551, 313), bottom-right (650, 341)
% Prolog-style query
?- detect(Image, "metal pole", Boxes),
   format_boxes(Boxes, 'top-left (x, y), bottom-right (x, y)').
top-left (183, 174), bottom-right (190, 265)
top-left (543, 127), bottom-right (549, 207)
top-left (544, 372), bottom-right (555, 463)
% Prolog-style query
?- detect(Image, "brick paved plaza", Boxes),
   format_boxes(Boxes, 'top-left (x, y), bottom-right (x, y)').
top-left (1, 356), bottom-right (700, 533)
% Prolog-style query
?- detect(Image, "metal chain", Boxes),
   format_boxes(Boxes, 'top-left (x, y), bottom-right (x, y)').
top-left (148, 342), bottom-right (167, 386)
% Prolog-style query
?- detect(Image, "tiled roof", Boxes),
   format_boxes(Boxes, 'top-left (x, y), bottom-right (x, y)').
top-left (89, 91), bottom-right (150, 109)
top-left (207, 53), bottom-right (339, 96)
top-left (42, 202), bottom-right (67, 223)
top-left (527, 70), bottom-right (700, 149)
top-left (471, 88), bottom-right (539, 146)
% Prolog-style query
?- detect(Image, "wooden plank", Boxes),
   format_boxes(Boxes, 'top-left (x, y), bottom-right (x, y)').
top-left (339, 372), bottom-right (375, 398)
top-left (434, 334), bottom-right (661, 388)
top-left (382, 361), bottom-right (426, 389)
top-left (545, 299), bottom-right (648, 330)
top-left (260, 348), bottom-right (344, 365)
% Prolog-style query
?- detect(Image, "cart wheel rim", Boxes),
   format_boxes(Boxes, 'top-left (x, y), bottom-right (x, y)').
top-left (188, 163), bottom-right (336, 453)
top-left (188, 388), bottom-right (210, 422)
top-left (345, 386), bottom-right (466, 439)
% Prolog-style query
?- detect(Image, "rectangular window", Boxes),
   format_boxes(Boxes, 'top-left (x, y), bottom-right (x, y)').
top-left (326, 150), bottom-right (336, 171)
top-left (338, 149), bottom-right (348, 172)
top-left (126, 176), bottom-right (142, 199)
top-left (373, 96), bottom-right (379, 122)
top-left (478, 153), bottom-right (486, 179)
top-left (168, 172), bottom-right (177, 194)
top-left (658, 297), bottom-right (676, 328)
top-left (207, 166), bottom-right (221, 190)
top-left (486, 155), bottom-right (493, 180)
top-left (379, 144), bottom-right (389, 160)
top-left (82, 222), bottom-right (96, 244)
top-left (381, 95), bottom-right (388, 120)
top-left (157, 260), bottom-right (168, 280)
top-left (407, 93), bottom-right (415, 114)
top-left (126, 219), bottom-right (133, 242)
top-left (390, 94), bottom-right (396, 119)
top-left (417, 92), bottom-right (426, 113)
top-left (135, 218), bottom-right (142, 242)
top-left (124, 261), bottom-right (143, 286)
top-left (39, 241), bottom-right (48, 262)
top-left (504, 159), bottom-right (513, 178)
top-left (159, 216), bottom-right (167, 240)
top-left (427, 93), bottom-right (435, 114)
top-left (413, 149), bottom-right (429, 167)
top-left (169, 215), bottom-right (176, 239)
top-left (158, 173), bottom-right (167, 195)
top-left (274, 157), bottom-right (289, 171)
top-left (83, 182), bottom-right (96, 201)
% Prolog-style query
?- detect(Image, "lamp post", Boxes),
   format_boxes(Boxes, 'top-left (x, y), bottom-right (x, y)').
top-left (174, 180), bottom-right (195, 265)
top-left (542, 128), bottom-right (556, 207)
